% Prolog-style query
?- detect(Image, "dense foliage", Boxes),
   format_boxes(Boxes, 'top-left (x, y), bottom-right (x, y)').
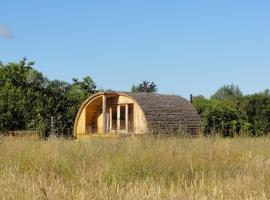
top-left (193, 85), bottom-right (270, 136)
top-left (0, 58), bottom-right (96, 136)
top-left (131, 80), bottom-right (158, 93)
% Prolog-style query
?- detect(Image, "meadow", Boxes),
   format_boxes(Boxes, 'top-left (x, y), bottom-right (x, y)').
top-left (0, 136), bottom-right (270, 200)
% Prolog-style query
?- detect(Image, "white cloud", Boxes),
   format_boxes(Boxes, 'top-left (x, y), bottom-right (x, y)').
top-left (0, 25), bottom-right (13, 38)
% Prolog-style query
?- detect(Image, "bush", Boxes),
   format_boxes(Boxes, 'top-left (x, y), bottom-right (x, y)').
top-left (193, 87), bottom-right (270, 136)
top-left (0, 58), bottom-right (97, 136)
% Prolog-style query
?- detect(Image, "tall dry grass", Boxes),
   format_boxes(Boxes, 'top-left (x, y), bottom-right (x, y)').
top-left (0, 136), bottom-right (270, 199)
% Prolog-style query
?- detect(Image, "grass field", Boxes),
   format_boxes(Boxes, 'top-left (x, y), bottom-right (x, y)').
top-left (0, 136), bottom-right (270, 200)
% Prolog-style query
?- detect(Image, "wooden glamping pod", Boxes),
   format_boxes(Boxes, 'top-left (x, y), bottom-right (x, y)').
top-left (74, 92), bottom-right (201, 139)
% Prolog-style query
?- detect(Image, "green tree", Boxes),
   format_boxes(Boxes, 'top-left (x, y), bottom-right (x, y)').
top-left (211, 84), bottom-right (243, 100)
top-left (244, 93), bottom-right (270, 135)
top-left (0, 58), bottom-right (47, 132)
top-left (204, 100), bottom-right (240, 137)
top-left (193, 96), bottom-right (240, 137)
top-left (0, 58), bottom-right (97, 137)
top-left (131, 81), bottom-right (158, 93)
top-left (72, 76), bottom-right (97, 94)
top-left (194, 85), bottom-right (270, 136)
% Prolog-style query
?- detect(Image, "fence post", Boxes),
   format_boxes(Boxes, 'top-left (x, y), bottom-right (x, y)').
top-left (51, 116), bottom-right (54, 137)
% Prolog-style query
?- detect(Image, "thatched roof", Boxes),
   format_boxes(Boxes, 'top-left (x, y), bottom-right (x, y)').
top-left (124, 92), bottom-right (201, 134)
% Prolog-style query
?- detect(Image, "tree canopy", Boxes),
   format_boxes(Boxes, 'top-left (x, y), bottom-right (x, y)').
top-left (131, 81), bottom-right (158, 93)
top-left (193, 85), bottom-right (270, 136)
top-left (0, 58), bottom-right (96, 136)
top-left (211, 84), bottom-right (243, 100)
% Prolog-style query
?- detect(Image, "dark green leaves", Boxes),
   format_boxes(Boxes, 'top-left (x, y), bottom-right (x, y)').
top-left (131, 81), bottom-right (158, 93)
top-left (193, 86), bottom-right (270, 137)
top-left (0, 59), bottom-right (97, 137)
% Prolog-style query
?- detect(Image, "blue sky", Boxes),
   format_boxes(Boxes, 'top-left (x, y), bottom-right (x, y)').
top-left (0, 0), bottom-right (269, 98)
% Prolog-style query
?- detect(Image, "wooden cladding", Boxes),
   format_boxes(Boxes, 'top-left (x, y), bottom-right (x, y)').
top-left (76, 94), bottom-right (139, 135)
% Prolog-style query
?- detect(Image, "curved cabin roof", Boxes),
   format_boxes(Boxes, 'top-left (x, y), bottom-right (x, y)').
top-left (74, 92), bottom-right (201, 135)
top-left (125, 92), bottom-right (201, 134)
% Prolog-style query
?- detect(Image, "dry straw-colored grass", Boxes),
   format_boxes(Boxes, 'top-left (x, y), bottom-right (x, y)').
top-left (0, 136), bottom-right (270, 200)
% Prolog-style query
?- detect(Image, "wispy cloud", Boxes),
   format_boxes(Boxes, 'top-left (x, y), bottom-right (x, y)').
top-left (0, 25), bottom-right (13, 39)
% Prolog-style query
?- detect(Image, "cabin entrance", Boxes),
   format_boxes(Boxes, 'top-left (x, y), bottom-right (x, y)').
top-left (84, 95), bottom-right (134, 134)
top-left (109, 104), bottom-right (134, 134)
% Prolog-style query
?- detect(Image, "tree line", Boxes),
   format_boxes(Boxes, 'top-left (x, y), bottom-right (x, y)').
top-left (0, 59), bottom-right (269, 137)
top-left (0, 58), bottom-right (97, 136)
top-left (193, 85), bottom-right (270, 136)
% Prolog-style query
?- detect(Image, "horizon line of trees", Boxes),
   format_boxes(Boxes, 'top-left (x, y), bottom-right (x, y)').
top-left (0, 59), bottom-right (269, 137)
top-left (193, 85), bottom-right (270, 136)
top-left (0, 58), bottom-right (97, 136)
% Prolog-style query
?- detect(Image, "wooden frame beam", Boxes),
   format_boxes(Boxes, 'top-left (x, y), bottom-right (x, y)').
top-left (102, 95), bottom-right (107, 133)
top-left (109, 107), bottom-right (112, 133)
top-left (125, 104), bottom-right (129, 133)
top-left (117, 105), bottom-right (121, 133)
